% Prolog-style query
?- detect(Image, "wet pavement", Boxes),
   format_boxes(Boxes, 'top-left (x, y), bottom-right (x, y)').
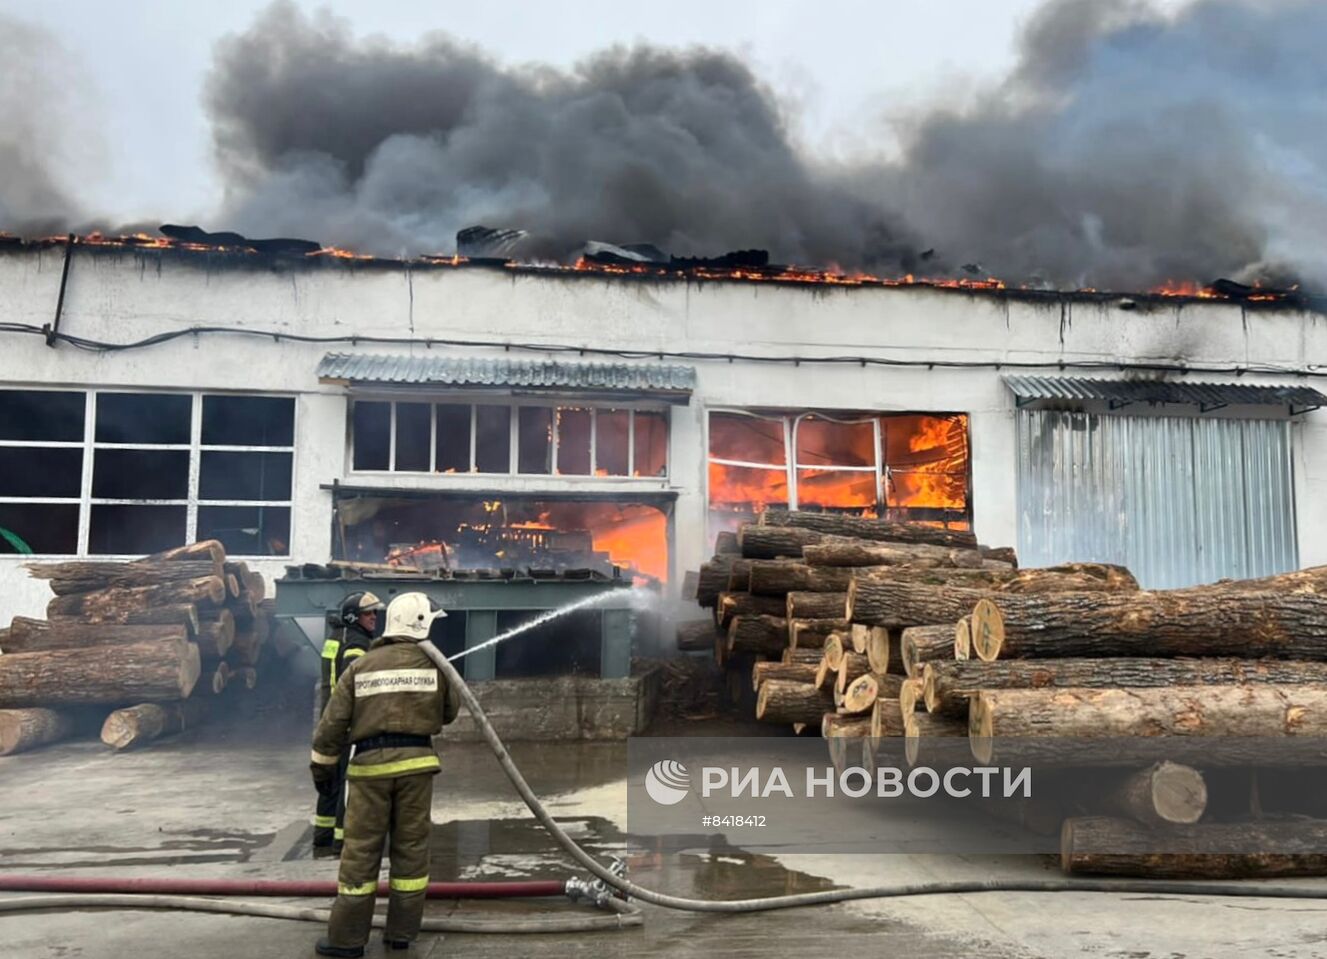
top-left (2, 689), bottom-right (1327, 958)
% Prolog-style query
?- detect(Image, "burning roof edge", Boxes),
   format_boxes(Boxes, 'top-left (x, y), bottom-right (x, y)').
top-left (317, 353), bottom-right (697, 400)
top-left (0, 232), bottom-right (1322, 313)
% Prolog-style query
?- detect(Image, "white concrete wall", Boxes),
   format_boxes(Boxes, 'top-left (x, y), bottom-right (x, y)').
top-left (1, 246), bottom-right (1324, 622)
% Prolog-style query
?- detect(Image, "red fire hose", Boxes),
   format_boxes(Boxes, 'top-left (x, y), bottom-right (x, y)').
top-left (0, 875), bottom-right (566, 899)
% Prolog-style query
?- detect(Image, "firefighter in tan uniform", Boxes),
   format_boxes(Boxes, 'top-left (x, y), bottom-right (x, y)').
top-left (310, 592), bottom-right (460, 957)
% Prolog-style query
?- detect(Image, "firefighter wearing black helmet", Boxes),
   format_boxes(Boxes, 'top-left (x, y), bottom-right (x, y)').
top-left (311, 590), bottom-right (385, 854)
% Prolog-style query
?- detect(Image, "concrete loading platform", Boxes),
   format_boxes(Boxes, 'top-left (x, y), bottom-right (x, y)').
top-left (3, 685), bottom-right (1327, 959)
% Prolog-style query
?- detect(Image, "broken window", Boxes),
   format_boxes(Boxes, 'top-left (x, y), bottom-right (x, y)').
top-left (555, 407), bottom-right (592, 475)
top-left (435, 403), bottom-right (471, 473)
top-left (333, 492), bottom-right (669, 583)
top-left (881, 414), bottom-right (970, 520)
top-left (794, 414), bottom-right (879, 511)
top-left (518, 406), bottom-right (553, 474)
top-left (707, 408), bottom-right (970, 541)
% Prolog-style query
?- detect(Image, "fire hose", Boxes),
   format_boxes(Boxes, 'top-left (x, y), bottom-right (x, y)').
top-left (4, 638), bottom-right (1327, 934)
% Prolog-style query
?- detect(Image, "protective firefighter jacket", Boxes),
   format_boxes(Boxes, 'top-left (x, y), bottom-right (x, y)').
top-left (311, 635), bottom-right (460, 780)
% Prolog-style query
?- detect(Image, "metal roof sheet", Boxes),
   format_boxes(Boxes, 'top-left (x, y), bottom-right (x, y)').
top-left (318, 353), bottom-right (696, 397)
top-left (1004, 375), bottom-right (1326, 411)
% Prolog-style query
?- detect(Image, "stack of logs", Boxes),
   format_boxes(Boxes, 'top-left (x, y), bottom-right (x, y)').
top-left (680, 508), bottom-right (1327, 879)
top-left (0, 540), bottom-right (276, 755)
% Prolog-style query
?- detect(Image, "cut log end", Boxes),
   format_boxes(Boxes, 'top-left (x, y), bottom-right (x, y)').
top-left (970, 599), bottom-right (1002, 662)
top-left (954, 616), bottom-right (972, 661)
top-left (969, 693), bottom-right (994, 764)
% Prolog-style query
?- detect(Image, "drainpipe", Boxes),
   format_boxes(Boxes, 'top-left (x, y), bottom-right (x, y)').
top-left (44, 233), bottom-right (76, 348)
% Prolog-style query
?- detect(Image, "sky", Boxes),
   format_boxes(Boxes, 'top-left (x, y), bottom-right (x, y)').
top-left (0, 0), bottom-right (1053, 225)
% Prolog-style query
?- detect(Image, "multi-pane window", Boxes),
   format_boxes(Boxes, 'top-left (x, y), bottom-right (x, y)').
top-left (351, 400), bottom-right (668, 479)
top-left (707, 408), bottom-right (970, 540)
top-left (0, 389), bottom-right (295, 556)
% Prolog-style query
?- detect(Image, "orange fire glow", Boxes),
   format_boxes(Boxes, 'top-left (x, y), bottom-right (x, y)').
top-left (707, 412), bottom-right (971, 539)
top-left (9, 232), bottom-right (1296, 304)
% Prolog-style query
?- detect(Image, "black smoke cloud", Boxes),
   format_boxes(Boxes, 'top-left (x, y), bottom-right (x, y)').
top-left (204, 1), bottom-right (916, 269)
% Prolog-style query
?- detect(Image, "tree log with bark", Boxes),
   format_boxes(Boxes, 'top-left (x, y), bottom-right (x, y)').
top-left (696, 557), bottom-right (736, 607)
top-left (760, 509), bottom-right (978, 549)
top-left (25, 560), bottom-right (220, 596)
top-left (0, 638), bottom-right (201, 707)
top-left (1101, 762), bottom-right (1208, 827)
top-left (1060, 816), bottom-right (1327, 878)
top-left (752, 661), bottom-right (818, 691)
top-left (47, 576), bottom-right (225, 621)
top-left (971, 587), bottom-right (1327, 662)
top-left (756, 679), bottom-right (835, 725)
top-left (900, 625), bottom-right (956, 679)
top-left (3, 619), bottom-right (189, 654)
top-left (676, 620), bottom-right (721, 652)
top-left (719, 591), bottom-right (787, 627)
top-left (738, 524), bottom-right (821, 559)
top-left (924, 657), bottom-right (1327, 718)
top-left (789, 619), bottom-right (844, 649)
top-left (727, 616), bottom-right (789, 656)
top-left (970, 685), bottom-right (1327, 766)
top-left (0, 707), bottom-right (77, 755)
top-left (800, 540), bottom-right (991, 569)
top-left (100, 699), bottom-right (208, 751)
top-left (749, 562), bottom-right (853, 595)
top-left (904, 713), bottom-right (968, 767)
top-left (786, 591), bottom-right (849, 622)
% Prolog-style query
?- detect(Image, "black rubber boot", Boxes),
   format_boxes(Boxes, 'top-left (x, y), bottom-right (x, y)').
top-left (314, 938), bottom-right (364, 958)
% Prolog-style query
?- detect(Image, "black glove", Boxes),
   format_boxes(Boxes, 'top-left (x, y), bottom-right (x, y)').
top-left (311, 762), bottom-right (337, 797)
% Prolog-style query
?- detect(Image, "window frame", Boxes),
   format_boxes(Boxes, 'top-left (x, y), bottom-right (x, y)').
top-left (0, 388), bottom-right (297, 558)
top-left (349, 395), bottom-right (671, 482)
top-left (706, 406), bottom-right (971, 518)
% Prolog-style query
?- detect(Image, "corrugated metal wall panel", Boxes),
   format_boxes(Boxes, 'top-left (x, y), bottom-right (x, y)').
top-left (1017, 410), bottom-right (1297, 588)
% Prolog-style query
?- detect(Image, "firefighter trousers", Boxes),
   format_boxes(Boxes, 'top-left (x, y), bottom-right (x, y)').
top-left (312, 751), bottom-right (349, 847)
top-left (326, 773), bottom-right (434, 948)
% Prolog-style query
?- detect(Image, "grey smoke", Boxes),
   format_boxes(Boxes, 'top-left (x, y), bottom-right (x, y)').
top-left (0, 16), bottom-right (89, 235)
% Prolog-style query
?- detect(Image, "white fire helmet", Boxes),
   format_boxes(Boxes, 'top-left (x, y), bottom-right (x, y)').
top-left (382, 591), bottom-right (447, 640)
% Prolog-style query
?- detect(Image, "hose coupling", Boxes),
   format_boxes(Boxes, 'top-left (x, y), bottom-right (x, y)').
top-left (566, 858), bottom-right (628, 909)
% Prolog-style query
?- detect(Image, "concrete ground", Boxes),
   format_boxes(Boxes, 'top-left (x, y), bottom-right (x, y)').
top-left (2, 686), bottom-right (1327, 959)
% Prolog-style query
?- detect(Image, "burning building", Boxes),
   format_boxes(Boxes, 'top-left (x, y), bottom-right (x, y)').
top-left (0, 234), bottom-right (1324, 643)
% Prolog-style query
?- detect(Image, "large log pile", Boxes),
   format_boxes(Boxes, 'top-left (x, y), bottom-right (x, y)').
top-left (684, 509), bottom-right (1327, 880)
top-left (0, 541), bottom-right (276, 754)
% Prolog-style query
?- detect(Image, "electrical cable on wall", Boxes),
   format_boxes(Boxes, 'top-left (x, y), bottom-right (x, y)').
top-left (0, 321), bottom-right (1323, 380)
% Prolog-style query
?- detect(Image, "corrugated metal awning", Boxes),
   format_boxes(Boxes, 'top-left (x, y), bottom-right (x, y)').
top-left (1004, 375), bottom-right (1326, 414)
top-left (318, 354), bottom-right (696, 402)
